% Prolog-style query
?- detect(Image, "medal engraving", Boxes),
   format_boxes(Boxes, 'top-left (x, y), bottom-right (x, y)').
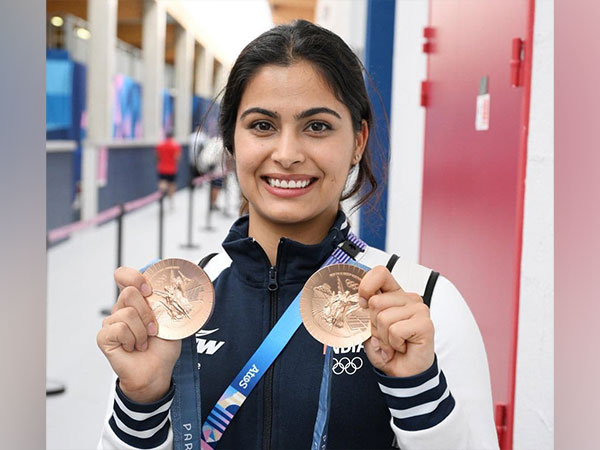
top-left (300, 264), bottom-right (370, 347)
top-left (144, 258), bottom-right (214, 340)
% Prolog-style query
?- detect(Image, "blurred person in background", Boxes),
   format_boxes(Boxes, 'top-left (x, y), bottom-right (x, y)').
top-left (97, 20), bottom-right (498, 450)
top-left (190, 129), bottom-right (225, 211)
top-left (156, 130), bottom-right (181, 209)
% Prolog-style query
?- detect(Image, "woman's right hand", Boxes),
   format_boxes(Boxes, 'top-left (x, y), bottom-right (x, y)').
top-left (97, 266), bottom-right (182, 403)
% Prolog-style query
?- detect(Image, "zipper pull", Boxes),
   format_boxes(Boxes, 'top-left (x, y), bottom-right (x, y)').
top-left (268, 266), bottom-right (278, 292)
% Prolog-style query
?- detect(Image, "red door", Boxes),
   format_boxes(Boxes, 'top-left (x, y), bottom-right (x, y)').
top-left (420, 1), bottom-right (534, 448)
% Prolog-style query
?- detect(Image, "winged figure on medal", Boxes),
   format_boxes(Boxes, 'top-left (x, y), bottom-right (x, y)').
top-left (313, 275), bottom-right (366, 333)
top-left (152, 268), bottom-right (194, 321)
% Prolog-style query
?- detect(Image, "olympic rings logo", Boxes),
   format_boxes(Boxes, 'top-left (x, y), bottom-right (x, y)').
top-left (332, 357), bottom-right (363, 375)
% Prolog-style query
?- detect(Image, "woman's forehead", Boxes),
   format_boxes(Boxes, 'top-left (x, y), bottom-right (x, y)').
top-left (238, 61), bottom-right (344, 114)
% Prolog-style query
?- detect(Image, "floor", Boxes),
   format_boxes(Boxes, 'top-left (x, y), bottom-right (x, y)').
top-left (46, 181), bottom-right (237, 450)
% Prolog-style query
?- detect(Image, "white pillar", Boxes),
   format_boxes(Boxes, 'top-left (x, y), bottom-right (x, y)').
top-left (82, 0), bottom-right (117, 219)
top-left (195, 46), bottom-right (214, 98)
top-left (142, 0), bottom-right (166, 141)
top-left (213, 62), bottom-right (227, 98)
top-left (174, 26), bottom-right (194, 139)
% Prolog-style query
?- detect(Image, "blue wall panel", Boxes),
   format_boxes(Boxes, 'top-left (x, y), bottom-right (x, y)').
top-left (360, 0), bottom-right (396, 250)
top-left (47, 151), bottom-right (75, 230)
top-left (98, 144), bottom-right (191, 212)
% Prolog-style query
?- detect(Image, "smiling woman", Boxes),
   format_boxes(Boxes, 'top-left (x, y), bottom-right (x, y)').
top-left (97, 19), bottom-right (499, 450)
top-left (233, 61), bottom-right (369, 260)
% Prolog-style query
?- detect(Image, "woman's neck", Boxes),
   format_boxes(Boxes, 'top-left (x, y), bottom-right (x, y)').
top-left (247, 208), bottom-right (338, 266)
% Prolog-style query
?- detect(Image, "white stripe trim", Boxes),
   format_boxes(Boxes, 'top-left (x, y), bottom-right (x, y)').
top-left (203, 253), bottom-right (233, 282)
top-left (115, 393), bottom-right (173, 421)
top-left (112, 410), bottom-right (170, 439)
top-left (389, 387), bottom-right (451, 419)
top-left (377, 369), bottom-right (441, 397)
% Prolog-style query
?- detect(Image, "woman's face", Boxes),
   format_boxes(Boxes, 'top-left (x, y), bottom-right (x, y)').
top-left (233, 60), bottom-right (368, 228)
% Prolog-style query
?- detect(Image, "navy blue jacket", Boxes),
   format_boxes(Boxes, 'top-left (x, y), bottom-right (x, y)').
top-left (102, 211), bottom-right (498, 450)
top-left (198, 212), bottom-right (394, 449)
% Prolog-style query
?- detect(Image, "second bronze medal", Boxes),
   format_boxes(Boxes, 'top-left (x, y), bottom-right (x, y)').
top-left (300, 263), bottom-right (370, 348)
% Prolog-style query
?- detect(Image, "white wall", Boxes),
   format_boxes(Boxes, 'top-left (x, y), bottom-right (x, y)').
top-left (513, 0), bottom-right (554, 448)
top-left (386, 0), bottom-right (429, 261)
top-left (315, 0), bottom-right (368, 230)
top-left (315, 0), bottom-right (367, 58)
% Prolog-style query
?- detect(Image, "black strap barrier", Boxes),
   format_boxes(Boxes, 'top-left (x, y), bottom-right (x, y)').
top-left (47, 172), bottom-right (228, 318)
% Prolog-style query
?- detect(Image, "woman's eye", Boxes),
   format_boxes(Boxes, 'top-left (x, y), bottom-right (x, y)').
top-left (252, 121), bottom-right (273, 132)
top-left (307, 122), bottom-right (330, 133)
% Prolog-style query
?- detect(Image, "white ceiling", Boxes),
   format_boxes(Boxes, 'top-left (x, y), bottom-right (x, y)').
top-left (161, 0), bottom-right (274, 66)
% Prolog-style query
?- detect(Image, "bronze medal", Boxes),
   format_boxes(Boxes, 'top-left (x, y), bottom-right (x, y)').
top-left (300, 264), bottom-right (370, 347)
top-left (144, 258), bottom-right (214, 340)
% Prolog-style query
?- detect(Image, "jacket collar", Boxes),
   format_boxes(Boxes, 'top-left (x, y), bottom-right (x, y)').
top-left (221, 211), bottom-right (351, 288)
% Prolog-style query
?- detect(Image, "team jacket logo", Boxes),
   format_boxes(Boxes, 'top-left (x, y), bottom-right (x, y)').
top-left (331, 344), bottom-right (364, 375)
top-left (195, 328), bottom-right (225, 355)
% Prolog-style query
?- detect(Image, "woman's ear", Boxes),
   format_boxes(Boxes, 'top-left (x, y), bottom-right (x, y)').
top-left (353, 119), bottom-right (369, 164)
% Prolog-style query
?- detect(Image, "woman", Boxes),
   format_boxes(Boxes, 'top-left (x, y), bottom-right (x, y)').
top-left (97, 20), bottom-right (498, 449)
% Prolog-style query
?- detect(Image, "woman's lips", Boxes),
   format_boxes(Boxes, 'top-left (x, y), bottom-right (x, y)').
top-left (261, 176), bottom-right (317, 198)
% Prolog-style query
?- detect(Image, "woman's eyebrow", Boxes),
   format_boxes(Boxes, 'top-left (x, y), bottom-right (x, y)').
top-left (295, 107), bottom-right (341, 120)
top-left (240, 107), bottom-right (279, 120)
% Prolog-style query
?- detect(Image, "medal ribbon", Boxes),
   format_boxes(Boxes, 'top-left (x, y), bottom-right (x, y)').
top-left (171, 232), bottom-right (367, 450)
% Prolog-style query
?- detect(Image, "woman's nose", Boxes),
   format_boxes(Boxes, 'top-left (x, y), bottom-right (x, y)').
top-left (270, 129), bottom-right (305, 168)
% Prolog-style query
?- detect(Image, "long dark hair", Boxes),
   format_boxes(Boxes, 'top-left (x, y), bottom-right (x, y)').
top-left (219, 19), bottom-right (379, 212)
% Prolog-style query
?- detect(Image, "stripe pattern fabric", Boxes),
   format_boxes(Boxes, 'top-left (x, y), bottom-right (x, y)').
top-left (109, 379), bottom-right (175, 449)
top-left (375, 356), bottom-right (455, 431)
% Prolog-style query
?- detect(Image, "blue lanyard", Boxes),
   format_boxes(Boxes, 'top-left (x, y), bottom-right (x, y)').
top-left (171, 233), bottom-right (367, 450)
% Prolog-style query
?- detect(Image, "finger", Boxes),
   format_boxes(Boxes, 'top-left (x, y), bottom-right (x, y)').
top-left (103, 306), bottom-right (149, 351)
top-left (114, 266), bottom-right (153, 297)
top-left (98, 322), bottom-right (136, 353)
top-left (366, 336), bottom-right (397, 363)
top-left (358, 266), bottom-right (402, 304)
top-left (113, 286), bottom-right (158, 336)
top-left (366, 291), bottom-right (424, 330)
top-left (373, 303), bottom-right (430, 347)
top-left (388, 317), bottom-right (434, 351)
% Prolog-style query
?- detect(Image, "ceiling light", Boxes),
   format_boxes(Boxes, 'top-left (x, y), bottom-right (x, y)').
top-left (76, 27), bottom-right (91, 40)
top-left (50, 16), bottom-right (64, 27)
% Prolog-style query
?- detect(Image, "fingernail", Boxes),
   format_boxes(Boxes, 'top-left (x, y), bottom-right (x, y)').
top-left (147, 322), bottom-right (157, 336)
top-left (371, 336), bottom-right (381, 351)
top-left (140, 341), bottom-right (148, 351)
top-left (358, 296), bottom-right (368, 308)
top-left (141, 283), bottom-right (152, 296)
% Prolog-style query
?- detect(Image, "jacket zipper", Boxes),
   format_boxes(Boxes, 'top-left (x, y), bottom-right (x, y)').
top-left (252, 237), bottom-right (283, 450)
top-left (263, 264), bottom-right (278, 450)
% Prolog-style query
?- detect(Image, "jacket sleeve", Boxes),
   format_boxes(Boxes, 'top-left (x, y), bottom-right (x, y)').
top-left (376, 275), bottom-right (499, 450)
top-left (97, 377), bottom-right (174, 450)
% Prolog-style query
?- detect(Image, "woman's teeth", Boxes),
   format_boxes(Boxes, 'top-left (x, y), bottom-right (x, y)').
top-left (267, 178), bottom-right (311, 189)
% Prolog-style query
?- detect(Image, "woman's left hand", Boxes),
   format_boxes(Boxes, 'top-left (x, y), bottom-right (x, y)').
top-left (358, 266), bottom-right (435, 378)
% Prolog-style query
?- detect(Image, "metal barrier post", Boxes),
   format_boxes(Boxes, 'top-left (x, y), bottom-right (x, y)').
top-left (115, 204), bottom-right (124, 299)
top-left (101, 204), bottom-right (124, 316)
top-left (46, 233), bottom-right (66, 396)
top-left (203, 181), bottom-right (215, 231)
top-left (221, 175), bottom-right (232, 218)
top-left (180, 182), bottom-right (199, 249)
top-left (159, 192), bottom-right (165, 258)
